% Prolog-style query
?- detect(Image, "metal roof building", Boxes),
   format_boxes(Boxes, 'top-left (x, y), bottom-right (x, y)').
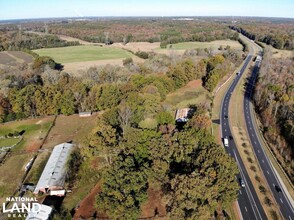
top-left (33, 143), bottom-right (73, 195)
top-left (26, 203), bottom-right (53, 220)
top-left (175, 108), bottom-right (192, 123)
top-left (79, 111), bottom-right (92, 117)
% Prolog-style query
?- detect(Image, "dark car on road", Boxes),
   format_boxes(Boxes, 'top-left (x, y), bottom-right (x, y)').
top-left (275, 185), bottom-right (282, 193)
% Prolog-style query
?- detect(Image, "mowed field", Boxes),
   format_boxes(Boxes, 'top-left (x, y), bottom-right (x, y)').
top-left (165, 40), bottom-right (242, 50)
top-left (0, 51), bottom-right (33, 67)
top-left (156, 40), bottom-right (242, 55)
top-left (33, 45), bottom-right (134, 63)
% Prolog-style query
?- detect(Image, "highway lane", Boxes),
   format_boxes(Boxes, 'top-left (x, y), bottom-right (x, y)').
top-left (220, 55), bottom-right (267, 220)
top-left (243, 55), bottom-right (294, 220)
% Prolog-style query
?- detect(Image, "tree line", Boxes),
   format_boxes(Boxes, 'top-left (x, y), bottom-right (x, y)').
top-left (0, 31), bottom-right (79, 51)
top-left (253, 48), bottom-right (294, 181)
top-left (230, 25), bottom-right (294, 50)
top-left (0, 48), bottom-right (243, 123)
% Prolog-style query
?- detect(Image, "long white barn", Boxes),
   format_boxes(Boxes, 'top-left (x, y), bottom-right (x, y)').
top-left (33, 143), bottom-right (73, 196)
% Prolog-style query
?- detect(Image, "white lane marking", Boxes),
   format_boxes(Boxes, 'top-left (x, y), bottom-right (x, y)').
top-left (250, 127), bottom-right (252, 130)
top-left (289, 215), bottom-right (292, 220)
top-left (233, 150), bottom-right (262, 220)
top-left (240, 190), bottom-right (242, 195)
top-left (245, 206), bottom-right (248, 212)
top-left (225, 129), bottom-right (227, 132)
top-left (280, 198), bottom-right (283, 204)
top-left (258, 150), bottom-right (260, 153)
top-left (254, 141), bottom-right (257, 145)
top-left (267, 170), bottom-right (270, 175)
top-left (262, 160), bottom-right (264, 163)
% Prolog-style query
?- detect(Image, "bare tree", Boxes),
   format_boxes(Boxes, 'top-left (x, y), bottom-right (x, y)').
top-left (118, 101), bottom-right (133, 135)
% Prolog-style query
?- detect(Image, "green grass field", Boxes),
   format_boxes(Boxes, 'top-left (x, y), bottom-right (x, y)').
top-left (33, 45), bottom-right (134, 63)
top-left (0, 138), bottom-right (20, 148)
top-left (158, 40), bottom-right (242, 51)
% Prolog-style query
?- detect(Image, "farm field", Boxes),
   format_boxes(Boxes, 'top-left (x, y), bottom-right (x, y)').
top-left (33, 45), bottom-right (134, 63)
top-left (164, 79), bottom-right (210, 109)
top-left (162, 40), bottom-right (243, 50)
top-left (0, 114), bottom-right (99, 204)
top-left (0, 117), bottom-right (54, 203)
top-left (0, 117), bottom-right (54, 152)
top-left (0, 153), bottom-right (34, 202)
top-left (113, 42), bottom-right (161, 52)
top-left (42, 114), bottom-right (98, 149)
top-left (0, 51), bottom-right (33, 67)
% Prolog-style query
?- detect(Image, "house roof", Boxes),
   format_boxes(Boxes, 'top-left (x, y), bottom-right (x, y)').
top-left (34, 143), bottom-right (73, 194)
top-left (175, 108), bottom-right (191, 122)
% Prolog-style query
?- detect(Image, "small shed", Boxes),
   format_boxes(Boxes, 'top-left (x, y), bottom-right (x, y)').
top-left (175, 108), bottom-right (192, 123)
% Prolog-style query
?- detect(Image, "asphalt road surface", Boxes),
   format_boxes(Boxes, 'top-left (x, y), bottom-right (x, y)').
top-left (244, 55), bottom-right (294, 220)
top-left (220, 54), bottom-right (267, 220)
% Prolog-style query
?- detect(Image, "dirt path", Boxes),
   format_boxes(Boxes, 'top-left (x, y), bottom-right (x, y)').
top-left (73, 183), bottom-right (104, 219)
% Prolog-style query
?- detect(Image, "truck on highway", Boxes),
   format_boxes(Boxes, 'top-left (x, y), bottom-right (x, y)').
top-left (223, 136), bottom-right (229, 147)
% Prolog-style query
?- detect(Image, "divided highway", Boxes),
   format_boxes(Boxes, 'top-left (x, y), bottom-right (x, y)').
top-left (244, 54), bottom-right (294, 220)
top-left (220, 54), bottom-right (267, 220)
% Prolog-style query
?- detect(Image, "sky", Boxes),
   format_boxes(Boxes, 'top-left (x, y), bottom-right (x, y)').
top-left (0, 0), bottom-right (293, 20)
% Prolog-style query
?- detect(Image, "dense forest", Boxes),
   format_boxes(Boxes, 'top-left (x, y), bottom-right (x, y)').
top-left (230, 24), bottom-right (294, 50)
top-left (50, 20), bottom-right (239, 43)
top-left (19, 19), bottom-right (240, 44)
top-left (0, 30), bottom-right (79, 51)
top-left (253, 48), bottom-right (294, 181)
top-left (84, 108), bottom-right (239, 219)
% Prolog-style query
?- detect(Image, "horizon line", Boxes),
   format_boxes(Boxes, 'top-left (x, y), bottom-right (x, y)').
top-left (1, 15), bottom-right (294, 22)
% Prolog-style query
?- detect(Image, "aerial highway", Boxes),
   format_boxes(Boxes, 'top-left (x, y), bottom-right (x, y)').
top-left (220, 37), bottom-right (294, 220)
top-left (243, 52), bottom-right (294, 220)
top-left (220, 54), bottom-right (267, 220)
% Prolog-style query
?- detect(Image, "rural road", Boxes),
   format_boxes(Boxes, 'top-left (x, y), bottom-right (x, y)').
top-left (220, 54), bottom-right (267, 220)
top-left (243, 52), bottom-right (294, 219)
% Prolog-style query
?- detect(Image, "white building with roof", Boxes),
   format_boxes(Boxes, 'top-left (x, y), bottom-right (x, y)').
top-left (26, 204), bottom-right (53, 220)
top-left (33, 143), bottom-right (73, 196)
